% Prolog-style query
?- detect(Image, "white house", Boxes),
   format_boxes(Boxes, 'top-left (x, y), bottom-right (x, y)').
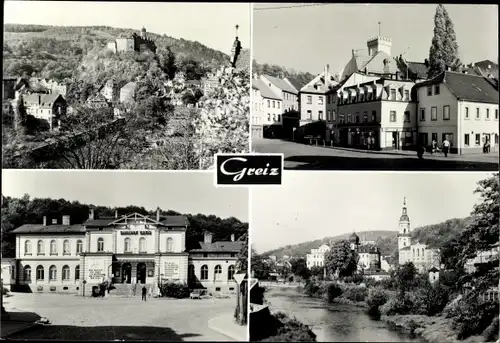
top-left (306, 244), bottom-right (330, 269)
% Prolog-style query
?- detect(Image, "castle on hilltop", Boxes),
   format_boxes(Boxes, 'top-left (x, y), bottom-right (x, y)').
top-left (107, 27), bottom-right (157, 54)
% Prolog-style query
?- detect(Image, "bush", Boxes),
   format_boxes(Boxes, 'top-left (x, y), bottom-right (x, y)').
top-left (482, 316), bottom-right (499, 342)
top-left (366, 287), bottom-right (389, 317)
top-left (341, 275), bottom-right (365, 284)
top-left (380, 293), bottom-right (415, 316)
top-left (261, 312), bottom-right (316, 342)
top-left (326, 283), bottom-right (342, 303)
top-left (413, 282), bottom-right (449, 316)
top-left (340, 284), bottom-right (368, 302)
top-left (158, 282), bottom-right (190, 299)
top-left (304, 280), bottom-right (321, 298)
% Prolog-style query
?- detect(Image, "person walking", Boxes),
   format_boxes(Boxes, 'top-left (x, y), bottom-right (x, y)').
top-left (442, 138), bottom-right (450, 157)
top-left (141, 285), bottom-right (147, 302)
top-left (484, 138), bottom-right (491, 154)
top-left (417, 143), bottom-right (425, 160)
top-left (431, 140), bottom-right (438, 154)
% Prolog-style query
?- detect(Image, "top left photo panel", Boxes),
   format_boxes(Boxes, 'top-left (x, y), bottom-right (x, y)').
top-left (3, 1), bottom-right (251, 170)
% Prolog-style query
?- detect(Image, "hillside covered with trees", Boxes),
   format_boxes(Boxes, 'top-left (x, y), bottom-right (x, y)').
top-left (252, 60), bottom-right (316, 89)
top-left (1, 194), bottom-right (248, 257)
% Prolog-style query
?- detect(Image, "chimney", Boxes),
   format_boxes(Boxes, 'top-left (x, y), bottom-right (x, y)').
top-left (352, 49), bottom-right (355, 56)
top-left (115, 210), bottom-right (118, 219)
top-left (324, 64), bottom-right (329, 87)
top-left (156, 207), bottom-right (160, 222)
top-left (38, 95), bottom-right (41, 105)
top-left (62, 215), bottom-right (70, 225)
top-left (89, 208), bottom-right (94, 220)
top-left (231, 234), bottom-right (235, 242)
top-left (43, 216), bottom-right (47, 226)
top-left (204, 231), bottom-right (213, 244)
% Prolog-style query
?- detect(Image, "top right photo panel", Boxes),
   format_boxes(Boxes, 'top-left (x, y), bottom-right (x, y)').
top-left (251, 3), bottom-right (499, 171)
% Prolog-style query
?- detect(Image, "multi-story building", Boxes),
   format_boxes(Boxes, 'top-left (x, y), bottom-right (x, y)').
top-left (107, 27), bottom-right (157, 54)
top-left (252, 77), bottom-right (283, 131)
top-left (260, 74), bottom-right (299, 113)
top-left (251, 80), bottom-right (265, 139)
top-left (357, 245), bottom-right (381, 271)
top-left (120, 82), bottom-right (138, 104)
top-left (414, 70), bottom-right (499, 154)
top-left (306, 244), bottom-right (330, 269)
top-left (335, 78), bottom-right (417, 150)
top-left (3, 210), bottom-right (242, 296)
top-left (397, 198), bottom-right (440, 273)
top-left (22, 93), bottom-right (67, 131)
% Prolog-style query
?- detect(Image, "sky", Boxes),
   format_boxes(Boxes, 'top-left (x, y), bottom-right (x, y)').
top-left (251, 172), bottom-right (494, 253)
top-left (1, 171), bottom-right (249, 222)
top-left (3, 1), bottom-right (251, 55)
top-left (253, 3), bottom-right (498, 75)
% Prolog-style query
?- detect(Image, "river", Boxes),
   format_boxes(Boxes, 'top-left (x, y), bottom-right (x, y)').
top-left (264, 287), bottom-right (425, 342)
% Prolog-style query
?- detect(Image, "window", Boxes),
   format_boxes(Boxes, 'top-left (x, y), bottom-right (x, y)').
top-left (25, 240), bottom-right (32, 255)
top-left (360, 93), bottom-right (364, 102)
top-left (272, 101), bottom-right (275, 108)
top-left (24, 265), bottom-right (31, 281)
top-left (367, 92), bottom-right (372, 101)
top-left (75, 265), bottom-right (80, 280)
top-left (420, 108), bottom-right (426, 121)
top-left (139, 237), bottom-right (146, 253)
top-left (434, 85), bottom-right (440, 95)
top-left (390, 111), bottom-right (396, 122)
top-left (418, 133), bottom-right (428, 145)
top-left (62, 265), bottom-right (70, 280)
top-left (496, 109), bottom-right (498, 120)
top-left (36, 265), bottom-right (44, 281)
top-left (267, 114), bottom-right (270, 121)
top-left (347, 113), bottom-right (352, 123)
top-left (432, 133), bottom-right (438, 143)
top-left (404, 111), bottom-right (410, 123)
top-left (371, 110), bottom-right (376, 122)
top-left (166, 238), bottom-right (173, 252)
top-left (97, 238), bottom-right (104, 252)
top-left (277, 102), bottom-right (280, 109)
top-left (124, 238), bottom-right (131, 252)
top-left (307, 96), bottom-right (312, 104)
top-left (318, 96), bottom-right (323, 105)
top-left (307, 110), bottom-right (312, 120)
top-left (76, 240), bottom-right (83, 254)
top-left (37, 240), bottom-right (44, 255)
top-left (332, 110), bottom-right (336, 121)
top-left (475, 134), bottom-right (481, 146)
top-left (267, 100), bottom-right (270, 108)
top-left (443, 105), bottom-right (450, 120)
top-left (277, 114), bottom-right (281, 122)
top-left (355, 113), bottom-right (360, 123)
top-left (495, 134), bottom-right (499, 144)
top-left (390, 89), bottom-right (396, 100)
top-left (476, 108), bottom-right (480, 119)
top-left (464, 134), bottom-right (470, 146)
top-left (214, 265), bottom-right (222, 281)
top-left (63, 240), bottom-right (70, 255)
top-left (327, 110), bottom-right (331, 121)
top-left (465, 107), bottom-right (469, 119)
top-left (50, 240), bottom-right (57, 255)
top-left (404, 90), bottom-right (410, 101)
top-left (363, 112), bottom-right (368, 123)
top-left (49, 265), bottom-right (57, 281)
top-left (273, 114), bottom-right (276, 122)
top-left (339, 114), bottom-right (345, 123)
top-left (486, 108), bottom-right (490, 120)
top-left (427, 86), bottom-right (432, 96)
top-left (201, 265), bottom-right (208, 280)
top-left (431, 107), bottom-right (437, 121)
top-left (318, 111), bottom-right (323, 120)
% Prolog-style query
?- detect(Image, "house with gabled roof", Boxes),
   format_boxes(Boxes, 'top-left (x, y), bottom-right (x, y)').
top-left (23, 93), bottom-right (67, 131)
top-left (252, 77), bottom-right (283, 138)
top-left (260, 74), bottom-right (299, 113)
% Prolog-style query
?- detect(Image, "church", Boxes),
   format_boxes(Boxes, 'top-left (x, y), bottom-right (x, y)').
top-left (2, 209), bottom-right (242, 296)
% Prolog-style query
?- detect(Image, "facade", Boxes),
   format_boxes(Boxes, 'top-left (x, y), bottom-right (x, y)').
top-left (397, 198), bottom-right (440, 273)
top-left (120, 82), bottom-right (138, 104)
top-left (252, 77), bottom-right (283, 128)
top-left (86, 93), bottom-right (110, 109)
top-left (201, 73), bottom-right (219, 96)
top-left (260, 74), bottom-right (299, 113)
top-left (108, 27), bottom-right (157, 54)
top-left (100, 80), bottom-right (118, 102)
top-left (23, 93), bottom-right (67, 131)
top-left (357, 245), bottom-right (381, 271)
top-left (465, 245), bottom-right (500, 273)
top-left (414, 71), bottom-right (499, 154)
top-left (306, 244), bottom-right (330, 269)
top-left (335, 78), bottom-right (417, 150)
top-left (251, 81), bottom-right (265, 139)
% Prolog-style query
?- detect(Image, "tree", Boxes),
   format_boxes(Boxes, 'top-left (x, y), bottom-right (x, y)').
top-left (310, 266), bottom-right (325, 279)
top-left (251, 250), bottom-right (271, 280)
top-left (236, 233), bottom-right (248, 273)
top-left (290, 258), bottom-right (310, 280)
top-left (395, 262), bottom-right (417, 296)
top-left (428, 4), bottom-right (459, 78)
top-left (324, 240), bottom-right (359, 278)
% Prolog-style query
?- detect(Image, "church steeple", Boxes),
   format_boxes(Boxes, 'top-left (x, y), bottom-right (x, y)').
top-left (400, 197), bottom-right (409, 222)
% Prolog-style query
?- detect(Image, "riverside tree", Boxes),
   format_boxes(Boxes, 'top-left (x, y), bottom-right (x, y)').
top-left (428, 4), bottom-right (460, 78)
top-left (324, 240), bottom-right (359, 278)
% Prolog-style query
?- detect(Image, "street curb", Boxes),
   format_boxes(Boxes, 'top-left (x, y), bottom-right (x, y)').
top-left (1, 322), bottom-right (37, 338)
top-left (207, 317), bottom-right (246, 341)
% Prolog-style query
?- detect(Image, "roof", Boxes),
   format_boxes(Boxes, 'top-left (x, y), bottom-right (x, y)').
top-left (400, 246), bottom-right (411, 251)
top-left (190, 240), bottom-right (243, 253)
top-left (415, 71), bottom-right (499, 104)
top-left (83, 214), bottom-right (189, 227)
top-left (11, 224), bottom-right (85, 234)
top-left (407, 62), bottom-right (429, 79)
top-left (23, 94), bottom-right (64, 108)
top-left (359, 245), bottom-right (380, 254)
top-left (262, 74), bottom-right (298, 94)
top-left (301, 72), bottom-right (339, 93)
top-left (428, 267), bottom-right (439, 273)
top-left (400, 214), bottom-right (410, 222)
top-left (252, 78), bottom-right (281, 100)
top-left (285, 77), bottom-right (305, 92)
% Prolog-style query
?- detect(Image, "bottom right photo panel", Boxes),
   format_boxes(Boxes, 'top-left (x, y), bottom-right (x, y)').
top-left (249, 172), bottom-right (499, 342)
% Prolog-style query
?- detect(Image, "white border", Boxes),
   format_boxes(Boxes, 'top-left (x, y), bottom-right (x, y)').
top-left (213, 152), bottom-right (285, 188)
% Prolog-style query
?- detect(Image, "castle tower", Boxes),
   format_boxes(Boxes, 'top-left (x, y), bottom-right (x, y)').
top-left (367, 36), bottom-right (392, 57)
top-left (141, 27), bottom-right (147, 39)
top-left (397, 197), bottom-right (411, 250)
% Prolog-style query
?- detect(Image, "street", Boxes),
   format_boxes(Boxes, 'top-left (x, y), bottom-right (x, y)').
top-left (2, 293), bottom-right (237, 341)
top-left (252, 139), bottom-right (499, 171)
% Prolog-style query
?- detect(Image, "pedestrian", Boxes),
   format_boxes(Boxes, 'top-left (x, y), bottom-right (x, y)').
top-left (141, 285), bottom-right (147, 301)
top-left (484, 138), bottom-right (491, 154)
top-left (431, 140), bottom-right (438, 154)
top-left (442, 138), bottom-right (450, 157)
top-left (417, 143), bottom-right (425, 160)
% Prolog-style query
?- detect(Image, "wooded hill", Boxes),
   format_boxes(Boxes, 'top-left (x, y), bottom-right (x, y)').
top-left (262, 217), bottom-right (471, 258)
top-left (1, 194), bottom-right (248, 257)
top-left (252, 60), bottom-right (316, 90)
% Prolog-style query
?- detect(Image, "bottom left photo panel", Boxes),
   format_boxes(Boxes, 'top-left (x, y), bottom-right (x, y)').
top-left (1, 170), bottom-right (249, 341)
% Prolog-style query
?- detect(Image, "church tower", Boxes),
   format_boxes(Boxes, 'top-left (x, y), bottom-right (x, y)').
top-left (398, 197), bottom-right (411, 250)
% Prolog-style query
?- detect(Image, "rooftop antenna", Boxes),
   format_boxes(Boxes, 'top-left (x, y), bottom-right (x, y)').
top-left (378, 22), bottom-right (381, 37)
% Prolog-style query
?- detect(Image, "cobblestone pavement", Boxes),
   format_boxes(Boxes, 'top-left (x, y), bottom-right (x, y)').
top-left (252, 139), bottom-right (498, 171)
top-left (3, 293), bottom-right (236, 341)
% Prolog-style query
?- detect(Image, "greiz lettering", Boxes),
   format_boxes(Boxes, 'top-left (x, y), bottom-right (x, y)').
top-left (220, 157), bottom-right (279, 182)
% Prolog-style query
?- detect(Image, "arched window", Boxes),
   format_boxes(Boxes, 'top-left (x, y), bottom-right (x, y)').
top-left (49, 265), bottom-right (57, 280)
top-left (97, 238), bottom-right (104, 252)
top-left (37, 240), bottom-right (44, 255)
top-left (62, 265), bottom-right (70, 280)
top-left (228, 265), bottom-right (235, 281)
top-left (76, 240), bottom-right (83, 254)
top-left (75, 265), bottom-right (80, 280)
top-left (36, 265), bottom-right (44, 280)
top-left (139, 237), bottom-right (146, 253)
top-left (25, 240), bottom-right (32, 255)
top-left (50, 240), bottom-right (57, 254)
top-left (63, 240), bottom-right (70, 254)
top-left (201, 265), bottom-right (208, 280)
top-left (214, 265), bottom-right (222, 281)
top-left (24, 265), bottom-right (31, 281)
top-left (166, 238), bottom-right (173, 252)
top-left (124, 238), bottom-right (131, 252)
top-left (188, 265), bottom-right (195, 281)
